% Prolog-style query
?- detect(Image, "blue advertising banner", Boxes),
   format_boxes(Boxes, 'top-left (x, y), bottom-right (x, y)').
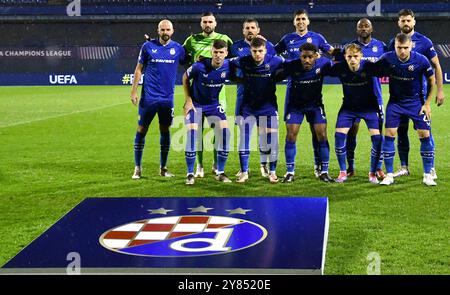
top-left (1, 44), bottom-right (450, 85)
top-left (1, 197), bottom-right (329, 275)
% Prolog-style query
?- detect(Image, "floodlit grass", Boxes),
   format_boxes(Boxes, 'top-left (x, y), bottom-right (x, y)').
top-left (0, 85), bottom-right (449, 274)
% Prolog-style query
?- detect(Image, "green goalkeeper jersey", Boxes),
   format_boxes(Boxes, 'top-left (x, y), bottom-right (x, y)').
top-left (183, 31), bottom-right (233, 64)
top-left (183, 32), bottom-right (233, 111)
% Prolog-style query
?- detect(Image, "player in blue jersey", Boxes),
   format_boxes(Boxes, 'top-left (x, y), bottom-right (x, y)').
top-left (337, 18), bottom-right (387, 179)
top-left (230, 18), bottom-right (276, 179)
top-left (326, 44), bottom-right (383, 184)
top-left (183, 12), bottom-right (233, 179)
top-left (275, 9), bottom-right (337, 178)
top-left (387, 9), bottom-right (445, 179)
top-left (274, 43), bottom-right (333, 183)
top-left (367, 34), bottom-right (437, 186)
top-left (130, 20), bottom-right (185, 180)
top-left (231, 37), bottom-right (285, 183)
top-left (182, 40), bottom-right (233, 185)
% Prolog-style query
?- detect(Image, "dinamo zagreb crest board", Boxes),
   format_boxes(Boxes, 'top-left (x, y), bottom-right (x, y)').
top-left (2, 197), bottom-right (329, 274)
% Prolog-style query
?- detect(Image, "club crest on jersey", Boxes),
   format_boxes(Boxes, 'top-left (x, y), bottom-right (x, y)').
top-left (306, 37), bottom-right (313, 43)
top-left (265, 64), bottom-right (270, 70)
top-left (170, 48), bottom-right (176, 55)
top-left (99, 214), bottom-right (267, 257)
top-left (372, 46), bottom-right (378, 53)
top-left (412, 42), bottom-right (416, 48)
top-left (316, 68), bottom-right (321, 74)
top-left (408, 65), bottom-right (414, 71)
top-left (221, 71), bottom-right (226, 78)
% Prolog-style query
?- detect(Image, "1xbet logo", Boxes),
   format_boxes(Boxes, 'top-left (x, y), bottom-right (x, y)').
top-left (100, 213), bottom-right (267, 257)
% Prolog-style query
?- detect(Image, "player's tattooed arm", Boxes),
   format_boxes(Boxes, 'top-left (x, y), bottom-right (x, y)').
top-left (130, 63), bottom-right (143, 106)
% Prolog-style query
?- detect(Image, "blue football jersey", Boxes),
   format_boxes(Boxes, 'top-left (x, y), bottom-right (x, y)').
top-left (230, 39), bottom-right (277, 58)
top-left (326, 60), bottom-right (380, 111)
top-left (336, 38), bottom-right (387, 105)
top-left (138, 39), bottom-right (185, 100)
top-left (186, 58), bottom-right (232, 105)
top-left (388, 31), bottom-right (437, 60)
top-left (373, 51), bottom-right (434, 102)
top-left (230, 39), bottom-right (276, 115)
top-left (282, 56), bottom-right (332, 109)
top-left (230, 54), bottom-right (284, 110)
top-left (275, 31), bottom-right (332, 60)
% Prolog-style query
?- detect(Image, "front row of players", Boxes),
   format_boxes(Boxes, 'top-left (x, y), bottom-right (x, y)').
top-left (182, 34), bottom-right (437, 186)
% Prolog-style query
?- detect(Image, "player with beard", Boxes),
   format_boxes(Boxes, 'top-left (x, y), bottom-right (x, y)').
top-left (183, 12), bottom-right (233, 179)
top-left (275, 9), bottom-right (338, 179)
top-left (230, 18), bottom-right (276, 179)
top-left (367, 33), bottom-right (437, 186)
top-left (387, 9), bottom-right (445, 180)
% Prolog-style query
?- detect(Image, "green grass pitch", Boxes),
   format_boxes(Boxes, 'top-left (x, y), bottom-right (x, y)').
top-left (0, 84), bottom-right (449, 274)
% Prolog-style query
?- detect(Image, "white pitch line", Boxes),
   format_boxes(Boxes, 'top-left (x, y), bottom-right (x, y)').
top-left (0, 90), bottom-right (184, 128)
top-left (0, 101), bottom-right (128, 128)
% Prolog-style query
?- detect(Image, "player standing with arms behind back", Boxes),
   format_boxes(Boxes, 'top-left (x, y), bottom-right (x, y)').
top-left (130, 20), bottom-right (185, 180)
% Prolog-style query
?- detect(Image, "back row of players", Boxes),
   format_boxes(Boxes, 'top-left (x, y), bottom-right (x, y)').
top-left (130, 9), bottom-right (445, 186)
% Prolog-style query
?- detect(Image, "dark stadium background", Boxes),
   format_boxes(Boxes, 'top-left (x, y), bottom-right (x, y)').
top-left (0, 0), bottom-right (449, 85)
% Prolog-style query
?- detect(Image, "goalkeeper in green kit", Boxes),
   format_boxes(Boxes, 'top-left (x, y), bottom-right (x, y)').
top-left (183, 12), bottom-right (233, 177)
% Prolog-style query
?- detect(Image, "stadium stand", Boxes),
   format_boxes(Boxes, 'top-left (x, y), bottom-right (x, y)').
top-left (0, 0), bottom-right (449, 85)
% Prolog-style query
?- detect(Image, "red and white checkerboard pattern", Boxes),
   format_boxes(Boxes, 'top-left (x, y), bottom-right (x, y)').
top-left (100, 216), bottom-right (242, 250)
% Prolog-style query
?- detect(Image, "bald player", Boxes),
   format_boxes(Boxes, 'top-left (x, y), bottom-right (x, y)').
top-left (131, 20), bottom-right (185, 180)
